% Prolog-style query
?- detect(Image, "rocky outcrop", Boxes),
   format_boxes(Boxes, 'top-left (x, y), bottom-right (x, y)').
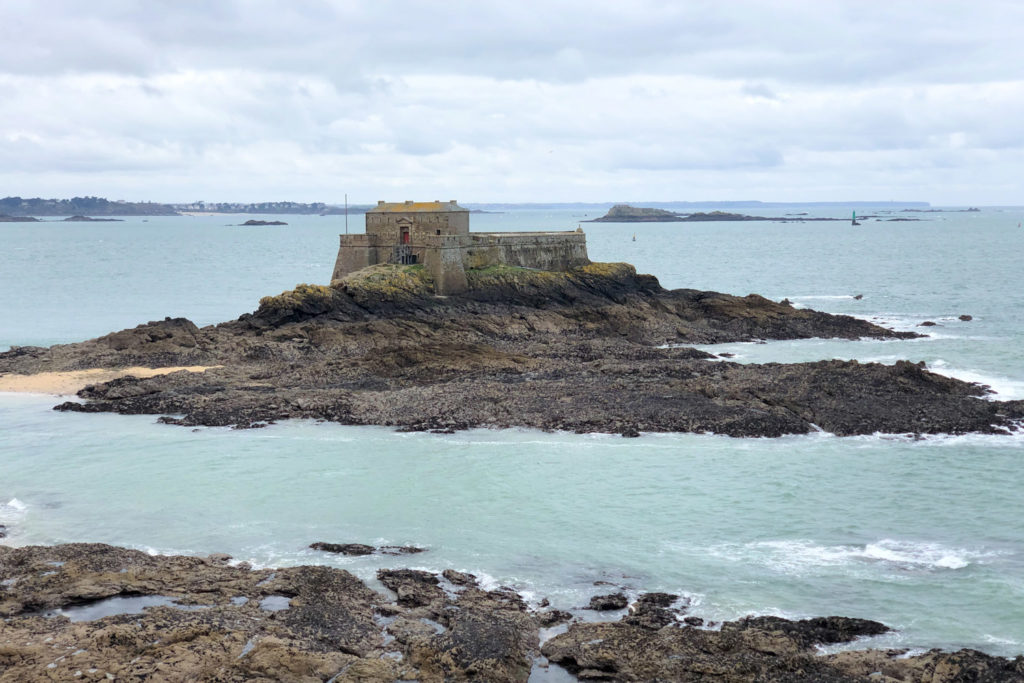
top-left (587, 205), bottom-right (687, 221)
top-left (4, 262), bottom-right (1023, 437)
top-left (63, 215), bottom-right (123, 222)
top-left (310, 542), bottom-right (425, 556)
top-left (1, 544), bottom-right (1020, 682)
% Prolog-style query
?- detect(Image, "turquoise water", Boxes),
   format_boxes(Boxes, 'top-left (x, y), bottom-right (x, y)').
top-left (2, 208), bottom-right (1023, 656)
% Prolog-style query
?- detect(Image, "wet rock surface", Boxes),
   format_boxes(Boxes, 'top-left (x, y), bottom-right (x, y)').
top-left (541, 616), bottom-right (1024, 682)
top-left (309, 542), bottom-right (425, 557)
top-left (4, 262), bottom-right (1023, 437)
top-left (587, 593), bottom-right (628, 611)
top-left (1, 544), bottom-right (1020, 682)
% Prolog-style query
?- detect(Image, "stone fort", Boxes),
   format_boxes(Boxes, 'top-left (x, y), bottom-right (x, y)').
top-left (331, 200), bottom-right (590, 294)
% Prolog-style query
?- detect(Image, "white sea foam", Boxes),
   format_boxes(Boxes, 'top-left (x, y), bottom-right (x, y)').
top-left (0, 498), bottom-right (28, 529)
top-left (787, 295), bottom-right (858, 301)
top-left (705, 538), bottom-right (994, 574)
top-left (983, 634), bottom-right (1022, 647)
top-left (861, 540), bottom-right (972, 569)
top-left (924, 360), bottom-right (1024, 400)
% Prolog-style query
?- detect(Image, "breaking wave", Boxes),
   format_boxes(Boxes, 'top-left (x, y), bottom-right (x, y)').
top-left (704, 538), bottom-right (999, 574)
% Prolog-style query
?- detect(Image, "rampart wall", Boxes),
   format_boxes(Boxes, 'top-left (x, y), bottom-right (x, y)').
top-left (462, 232), bottom-right (589, 271)
top-left (332, 230), bottom-right (590, 295)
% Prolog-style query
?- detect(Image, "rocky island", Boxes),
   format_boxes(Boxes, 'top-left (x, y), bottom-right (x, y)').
top-left (63, 215), bottom-right (124, 222)
top-left (240, 219), bottom-right (289, 226)
top-left (588, 205), bottom-right (853, 222)
top-left (2, 262), bottom-right (1022, 437)
top-left (587, 205), bottom-right (690, 221)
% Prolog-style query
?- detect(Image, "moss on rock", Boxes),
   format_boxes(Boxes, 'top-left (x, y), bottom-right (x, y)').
top-left (258, 284), bottom-right (338, 313)
top-left (337, 264), bottom-right (435, 303)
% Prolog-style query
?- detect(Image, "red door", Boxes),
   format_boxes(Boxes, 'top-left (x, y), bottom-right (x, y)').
top-left (401, 228), bottom-right (410, 244)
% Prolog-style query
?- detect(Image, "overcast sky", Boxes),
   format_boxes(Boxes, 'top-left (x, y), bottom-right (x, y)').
top-left (1, 1), bottom-right (1022, 204)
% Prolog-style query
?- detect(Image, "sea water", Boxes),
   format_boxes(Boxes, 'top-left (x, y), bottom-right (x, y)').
top-left (2, 207), bottom-right (1023, 657)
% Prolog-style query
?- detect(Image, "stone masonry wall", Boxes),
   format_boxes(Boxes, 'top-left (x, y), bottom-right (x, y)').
top-left (462, 232), bottom-right (589, 271)
top-left (333, 230), bottom-right (589, 294)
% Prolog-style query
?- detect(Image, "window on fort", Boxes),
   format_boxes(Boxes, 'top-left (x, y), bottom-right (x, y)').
top-left (436, 230), bottom-right (440, 235)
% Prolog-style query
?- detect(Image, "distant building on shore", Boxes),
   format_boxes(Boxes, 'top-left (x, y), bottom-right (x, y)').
top-left (331, 200), bottom-right (589, 294)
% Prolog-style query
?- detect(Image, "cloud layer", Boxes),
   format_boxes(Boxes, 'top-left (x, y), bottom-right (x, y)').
top-left (1, 0), bottom-right (1022, 203)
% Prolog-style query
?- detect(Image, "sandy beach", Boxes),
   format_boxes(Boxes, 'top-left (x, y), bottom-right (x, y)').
top-left (0, 366), bottom-right (220, 396)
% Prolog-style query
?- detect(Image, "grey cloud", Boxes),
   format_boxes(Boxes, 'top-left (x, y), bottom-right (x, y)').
top-left (1, 1), bottom-right (1023, 203)
top-left (5, 0), bottom-right (1023, 86)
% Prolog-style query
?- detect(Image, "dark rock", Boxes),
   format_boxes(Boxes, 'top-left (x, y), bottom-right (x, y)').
top-left (721, 615), bottom-right (890, 649)
top-left (919, 320), bottom-right (938, 326)
top-left (543, 613), bottom-right (892, 681)
top-left (623, 593), bottom-right (683, 630)
top-left (718, 352), bottom-right (736, 358)
top-left (309, 542), bottom-right (375, 555)
top-left (959, 314), bottom-right (973, 321)
top-left (634, 592), bottom-right (679, 608)
top-left (442, 569), bottom-right (478, 587)
top-left (588, 593), bottom-right (628, 610)
top-left (853, 294), bottom-right (864, 300)
top-left (377, 568), bottom-right (443, 608)
top-left (683, 616), bottom-right (704, 626)
top-left (0, 524), bottom-right (6, 538)
top-left (380, 545), bottom-right (426, 555)
top-left (539, 609), bottom-right (574, 627)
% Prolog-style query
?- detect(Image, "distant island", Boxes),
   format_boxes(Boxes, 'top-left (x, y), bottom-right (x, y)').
top-left (587, 205), bottom-right (689, 222)
top-left (239, 219), bottom-right (288, 226)
top-left (63, 215), bottom-right (123, 222)
top-left (587, 205), bottom-right (852, 222)
top-left (0, 196), bottom-right (178, 216)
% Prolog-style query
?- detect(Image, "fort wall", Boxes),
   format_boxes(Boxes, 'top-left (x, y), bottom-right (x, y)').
top-left (332, 200), bottom-right (590, 294)
top-left (462, 232), bottom-right (589, 271)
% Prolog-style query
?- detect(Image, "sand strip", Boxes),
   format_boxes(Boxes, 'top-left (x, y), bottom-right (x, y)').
top-left (0, 366), bottom-right (222, 396)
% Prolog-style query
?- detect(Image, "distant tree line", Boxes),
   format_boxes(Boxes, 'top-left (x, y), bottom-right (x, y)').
top-left (0, 196), bottom-right (374, 217)
top-left (0, 196), bottom-right (179, 216)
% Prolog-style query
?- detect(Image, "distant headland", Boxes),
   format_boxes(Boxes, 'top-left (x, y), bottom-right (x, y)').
top-left (0, 197), bottom-right (368, 217)
top-left (0, 196), bottom-right (178, 217)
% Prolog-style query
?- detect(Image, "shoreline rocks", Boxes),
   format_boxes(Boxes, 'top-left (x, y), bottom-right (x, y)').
top-left (0, 543), bottom-right (1020, 682)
